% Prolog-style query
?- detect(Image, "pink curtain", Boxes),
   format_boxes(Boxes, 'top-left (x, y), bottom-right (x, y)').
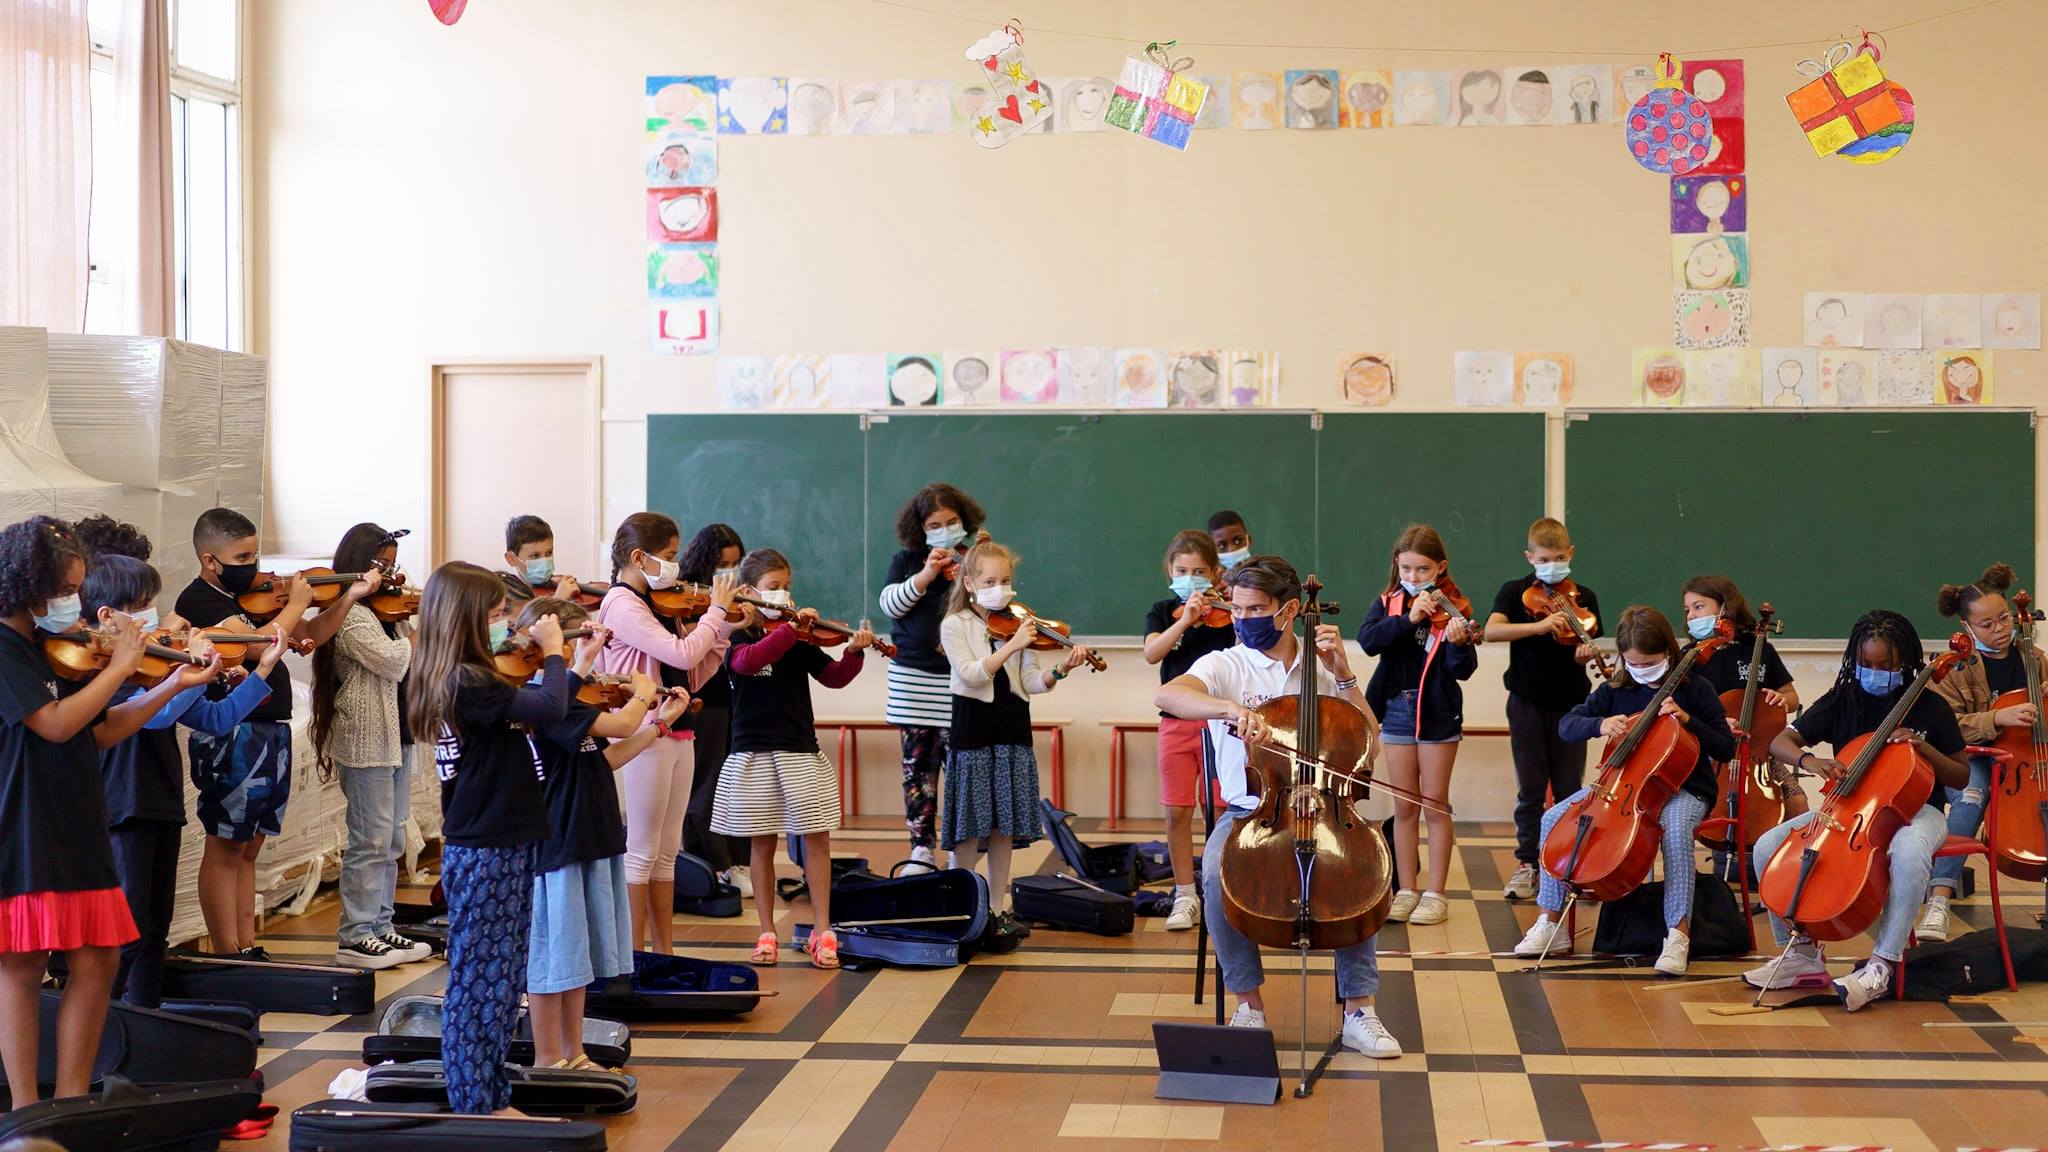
top-left (112, 0), bottom-right (173, 335)
top-left (0, 0), bottom-right (94, 331)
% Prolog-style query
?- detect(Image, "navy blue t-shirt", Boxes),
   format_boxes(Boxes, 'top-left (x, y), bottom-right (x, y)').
top-left (435, 658), bottom-right (567, 848)
top-left (1145, 597), bottom-right (1236, 719)
top-left (530, 693), bottom-right (627, 874)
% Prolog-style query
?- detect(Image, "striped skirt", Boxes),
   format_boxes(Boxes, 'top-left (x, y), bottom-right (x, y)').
top-left (884, 663), bottom-right (952, 729)
top-left (710, 751), bottom-right (841, 838)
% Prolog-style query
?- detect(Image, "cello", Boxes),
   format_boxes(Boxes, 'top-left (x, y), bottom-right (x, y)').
top-left (1757, 633), bottom-right (1972, 943)
top-left (1522, 577), bottom-right (1614, 679)
top-left (1539, 621), bottom-right (1733, 912)
top-left (1989, 591), bottom-right (2048, 881)
top-left (1699, 605), bottom-right (1792, 853)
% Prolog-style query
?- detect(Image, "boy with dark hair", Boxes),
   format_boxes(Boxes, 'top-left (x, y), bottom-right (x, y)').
top-left (1206, 510), bottom-right (1252, 571)
top-left (499, 514), bottom-right (582, 604)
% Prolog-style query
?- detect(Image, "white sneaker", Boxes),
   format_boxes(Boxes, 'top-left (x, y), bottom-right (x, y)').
top-left (1512, 915), bottom-right (1561, 958)
top-left (1165, 893), bottom-right (1201, 932)
top-left (1837, 958), bottom-right (1892, 1011)
top-left (335, 936), bottom-right (405, 970)
top-left (1407, 892), bottom-right (1449, 926)
top-left (1743, 943), bottom-right (1828, 989)
top-left (376, 931), bottom-right (433, 964)
top-left (910, 845), bottom-right (936, 868)
top-left (1386, 889), bottom-right (1419, 922)
top-left (1653, 928), bottom-right (1690, 976)
top-left (1916, 895), bottom-right (1952, 942)
top-left (1340, 1009), bottom-right (1402, 1059)
top-left (1228, 1003), bottom-right (1266, 1029)
top-left (726, 865), bottom-right (752, 896)
top-left (1503, 863), bottom-right (1537, 900)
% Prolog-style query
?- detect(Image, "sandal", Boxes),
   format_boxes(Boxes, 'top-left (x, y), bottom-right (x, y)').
top-left (750, 931), bottom-right (779, 966)
top-left (565, 1053), bottom-right (620, 1073)
top-left (807, 928), bottom-right (841, 970)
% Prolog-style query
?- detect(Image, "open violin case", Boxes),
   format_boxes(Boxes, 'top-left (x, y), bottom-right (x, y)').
top-left (159, 999), bottom-right (264, 1043)
top-left (792, 866), bottom-right (991, 969)
top-left (160, 950), bottom-right (376, 1016)
top-left (362, 1060), bottom-right (636, 1116)
top-left (0, 992), bottom-right (258, 1108)
top-left (0, 1076), bottom-right (262, 1152)
top-left (289, 1099), bottom-right (609, 1152)
top-left (363, 994), bottom-right (631, 1068)
top-left (673, 851), bottom-right (742, 917)
top-left (1038, 799), bottom-right (1141, 894)
top-left (584, 950), bottom-right (767, 1019)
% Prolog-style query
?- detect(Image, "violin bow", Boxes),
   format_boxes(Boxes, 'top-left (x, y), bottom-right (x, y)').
top-left (1226, 721), bottom-right (1456, 818)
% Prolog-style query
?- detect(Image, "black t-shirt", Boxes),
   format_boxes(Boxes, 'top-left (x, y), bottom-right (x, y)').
top-left (175, 578), bottom-right (291, 723)
top-left (1697, 635), bottom-right (1795, 697)
top-left (952, 666), bottom-right (1033, 750)
top-left (1794, 682), bottom-right (1967, 765)
top-left (100, 684), bottom-right (185, 827)
top-left (382, 619), bottom-right (415, 747)
top-left (530, 695), bottom-right (627, 874)
top-left (0, 625), bottom-right (118, 898)
top-left (1983, 649), bottom-right (2029, 697)
top-left (1490, 575), bottom-right (1603, 710)
top-left (727, 635), bottom-right (830, 754)
top-left (1145, 597), bottom-right (1236, 718)
top-left (884, 548), bottom-right (953, 675)
top-left (434, 659), bottom-right (565, 848)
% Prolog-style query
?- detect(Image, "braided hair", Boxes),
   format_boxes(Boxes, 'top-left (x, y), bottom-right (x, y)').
top-left (1833, 609), bottom-right (1924, 731)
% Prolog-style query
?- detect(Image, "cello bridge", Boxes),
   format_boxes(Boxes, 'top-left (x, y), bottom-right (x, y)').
top-left (1819, 813), bottom-right (1846, 833)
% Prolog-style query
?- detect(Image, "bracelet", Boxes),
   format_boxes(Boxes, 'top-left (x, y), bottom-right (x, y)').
top-left (1049, 668), bottom-right (1067, 683)
top-left (654, 720), bottom-right (671, 737)
top-left (1796, 751), bottom-right (1814, 770)
top-left (1334, 676), bottom-right (1359, 692)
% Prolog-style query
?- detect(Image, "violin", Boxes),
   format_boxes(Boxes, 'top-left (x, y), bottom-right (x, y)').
top-left (1172, 588), bottom-right (1232, 629)
top-left (42, 627), bottom-right (234, 689)
top-left (1699, 605), bottom-right (1793, 854)
top-left (491, 626), bottom-right (598, 686)
top-left (1540, 621), bottom-right (1733, 903)
top-left (237, 568), bottom-right (375, 621)
top-left (181, 627), bottom-right (314, 665)
top-left (733, 596), bottom-right (899, 659)
top-left (364, 562), bottom-right (422, 623)
top-left (984, 603), bottom-right (1107, 672)
top-left (1216, 576), bottom-right (1392, 953)
top-left (1989, 591), bottom-right (2048, 882)
top-left (576, 673), bottom-right (705, 716)
top-left (647, 582), bottom-right (743, 623)
top-left (936, 530), bottom-right (995, 580)
top-left (1758, 633), bottom-right (1972, 942)
top-left (1414, 577), bottom-right (1480, 644)
top-left (1521, 577), bottom-right (1613, 679)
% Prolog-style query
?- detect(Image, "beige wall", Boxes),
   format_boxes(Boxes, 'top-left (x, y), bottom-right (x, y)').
top-left (249, 1), bottom-right (2047, 818)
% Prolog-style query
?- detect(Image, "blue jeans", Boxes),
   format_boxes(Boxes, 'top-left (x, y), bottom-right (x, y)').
top-left (1202, 806), bottom-right (1379, 1000)
top-left (1930, 754), bottom-right (1994, 895)
top-left (1536, 787), bottom-right (1710, 929)
top-left (337, 755), bottom-right (413, 944)
top-left (1750, 805), bottom-right (1944, 964)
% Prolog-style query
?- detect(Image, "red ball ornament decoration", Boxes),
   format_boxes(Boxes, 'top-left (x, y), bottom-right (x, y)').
top-left (1626, 53), bottom-right (1715, 174)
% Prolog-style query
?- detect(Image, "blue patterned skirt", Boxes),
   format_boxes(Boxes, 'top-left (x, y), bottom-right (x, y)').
top-left (940, 744), bottom-right (1040, 850)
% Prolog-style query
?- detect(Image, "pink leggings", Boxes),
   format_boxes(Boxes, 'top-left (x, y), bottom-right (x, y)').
top-left (619, 735), bottom-right (694, 884)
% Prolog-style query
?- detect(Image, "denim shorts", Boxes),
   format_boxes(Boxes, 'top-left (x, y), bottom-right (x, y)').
top-left (1379, 690), bottom-right (1460, 747)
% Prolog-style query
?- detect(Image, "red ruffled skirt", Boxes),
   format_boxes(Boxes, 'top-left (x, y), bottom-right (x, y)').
top-left (0, 888), bottom-right (138, 953)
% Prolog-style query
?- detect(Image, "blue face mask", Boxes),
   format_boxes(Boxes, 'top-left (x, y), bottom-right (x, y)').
top-left (523, 557), bottom-right (554, 585)
top-left (925, 524), bottom-right (967, 550)
top-left (1686, 615), bottom-right (1718, 641)
top-left (1169, 574), bottom-right (1212, 601)
top-left (1855, 664), bottom-right (1904, 695)
top-left (1399, 579), bottom-right (1434, 596)
top-left (1219, 547), bottom-right (1251, 570)
top-left (488, 619), bottom-right (512, 650)
top-left (1975, 631), bottom-right (2005, 655)
top-left (33, 594), bottom-right (81, 634)
top-left (1533, 561), bottom-right (1571, 585)
top-left (1234, 611), bottom-right (1286, 652)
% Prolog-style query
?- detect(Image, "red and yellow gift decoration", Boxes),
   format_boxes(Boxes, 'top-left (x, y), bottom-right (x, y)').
top-left (1786, 40), bottom-right (1904, 157)
top-left (1105, 41), bottom-right (1208, 150)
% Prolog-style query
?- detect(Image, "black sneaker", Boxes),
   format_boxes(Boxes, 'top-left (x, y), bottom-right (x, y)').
top-left (238, 946), bottom-right (273, 963)
top-left (335, 936), bottom-right (405, 970)
top-left (376, 931), bottom-right (434, 963)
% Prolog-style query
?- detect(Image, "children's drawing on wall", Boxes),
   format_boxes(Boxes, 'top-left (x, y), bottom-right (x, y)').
top-left (1115, 349), bottom-right (1168, 408)
top-left (1803, 293), bottom-right (1863, 347)
top-left (1922, 294), bottom-right (1983, 350)
top-left (1339, 354), bottom-right (1394, 406)
top-left (1672, 233), bottom-right (1749, 290)
top-left (1167, 352), bottom-right (1223, 407)
top-left (770, 355), bottom-right (828, 408)
top-left (1761, 348), bottom-right (1819, 407)
top-left (1674, 289), bottom-right (1749, 349)
top-left (1683, 349), bottom-right (1759, 406)
top-left (718, 77), bottom-right (787, 134)
top-left (1681, 58), bottom-right (1744, 117)
top-left (1633, 349), bottom-right (1686, 408)
top-left (1698, 117), bottom-right (1745, 174)
top-left (718, 356), bottom-right (771, 409)
top-left (943, 353), bottom-right (997, 406)
top-left (1551, 64), bottom-right (1612, 124)
top-left (886, 355), bottom-right (942, 406)
top-left (647, 244), bottom-right (717, 298)
top-left (1819, 349), bottom-right (1875, 406)
top-left (1452, 69), bottom-right (1503, 125)
top-left (1513, 353), bottom-right (1572, 405)
top-left (1339, 70), bottom-right (1392, 127)
top-left (1866, 294), bottom-right (1924, 349)
top-left (646, 187), bottom-right (718, 243)
top-left (646, 132), bottom-right (716, 186)
top-left (827, 354), bottom-right (888, 407)
top-left (1615, 64), bottom-right (1656, 110)
top-left (787, 78), bottom-right (839, 135)
top-left (1191, 75), bottom-right (1231, 128)
top-left (1000, 349), bottom-right (1059, 404)
top-left (1505, 68), bottom-right (1555, 125)
top-left (1055, 76), bottom-right (1115, 132)
top-left (1937, 353), bottom-right (1991, 404)
top-left (1982, 293), bottom-right (2042, 349)
top-left (953, 84), bottom-right (992, 131)
top-left (649, 302), bottom-right (716, 356)
top-left (1233, 71), bottom-right (1280, 129)
top-left (893, 80), bottom-right (952, 133)
top-left (1669, 175), bottom-right (1744, 234)
top-left (1283, 70), bottom-right (1338, 129)
top-left (1452, 351), bottom-right (1513, 406)
top-left (647, 76), bottom-right (717, 133)
top-left (1874, 349), bottom-right (1935, 404)
top-left (1392, 70), bottom-right (1449, 126)
top-left (838, 81), bottom-right (896, 134)
top-left (1222, 352), bottom-right (1278, 408)
top-left (1055, 347), bottom-right (1114, 405)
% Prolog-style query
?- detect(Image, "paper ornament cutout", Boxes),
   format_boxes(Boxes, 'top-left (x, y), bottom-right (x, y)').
top-left (965, 26), bottom-right (1053, 148)
top-left (1106, 42), bottom-right (1209, 149)
top-left (429, 0), bottom-right (466, 25)
top-left (1626, 55), bottom-right (1714, 174)
top-left (650, 303), bottom-right (717, 355)
top-left (1787, 41), bottom-right (1903, 158)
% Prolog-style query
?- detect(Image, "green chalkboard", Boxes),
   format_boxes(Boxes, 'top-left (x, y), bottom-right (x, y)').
top-left (1316, 412), bottom-right (1548, 613)
top-left (865, 412), bottom-right (1317, 636)
top-left (645, 414), bottom-right (868, 617)
top-left (1565, 410), bottom-right (2036, 639)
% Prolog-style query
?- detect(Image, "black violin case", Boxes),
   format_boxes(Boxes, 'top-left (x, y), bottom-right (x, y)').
top-left (159, 950), bottom-right (376, 1016)
top-left (0, 1076), bottom-right (260, 1152)
top-left (792, 866), bottom-right (990, 968)
top-left (584, 950), bottom-right (767, 1019)
top-left (1038, 799), bottom-right (1141, 894)
top-left (0, 992), bottom-right (256, 1105)
top-left (361, 1060), bottom-right (636, 1116)
top-left (289, 1099), bottom-right (609, 1151)
top-left (673, 851), bottom-right (742, 917)
top-left (1012, 874), bottom-right (1134, 936)
top-left (362, 994), bottom-right (631, 1068)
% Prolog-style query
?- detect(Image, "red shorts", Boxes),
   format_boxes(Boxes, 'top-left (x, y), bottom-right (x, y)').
top-left (0, 887), bottom-right (138, 954)
top-left (1157, 715), bottom-right (1222, 808)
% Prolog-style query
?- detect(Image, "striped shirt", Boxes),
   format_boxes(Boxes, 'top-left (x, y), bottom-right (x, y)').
top-left (885, 661), bottom-right (952, 729)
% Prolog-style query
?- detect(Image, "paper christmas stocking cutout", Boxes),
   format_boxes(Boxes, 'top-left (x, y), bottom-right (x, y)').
top-left (966, 26), bottom-right (1052, 148)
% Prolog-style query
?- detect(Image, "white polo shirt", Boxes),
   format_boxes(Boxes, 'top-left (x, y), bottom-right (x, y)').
top-left (1183, 642), bottom-right (1346, 811)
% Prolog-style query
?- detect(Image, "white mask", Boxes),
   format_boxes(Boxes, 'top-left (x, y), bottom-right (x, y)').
top-left (974, 583), bottom-right (1015, 611)
top-left (756, 588), bottom-right (792, 619)
top-left (129, 606), bottom-right (160, 633)
top-left (1626, 659), bottom-right (1669, 686)
top-left (642, 553), bottom-right (681, 590)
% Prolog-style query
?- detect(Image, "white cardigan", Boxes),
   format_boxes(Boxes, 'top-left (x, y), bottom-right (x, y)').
top-left (939, 608), bottom-right (1056, 703)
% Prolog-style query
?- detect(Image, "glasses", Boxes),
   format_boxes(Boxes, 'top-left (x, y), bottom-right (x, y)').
top-left (1973, 613), bottom-right (2016, 629)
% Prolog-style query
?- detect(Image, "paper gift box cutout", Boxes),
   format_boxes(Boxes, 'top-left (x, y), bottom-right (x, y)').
top-left (1625, 54), bottom-right (1714, 174)
top-left (965, 26), bottom-right (1052, 148)
top-left (1105, 42), bottom-right (1209, 150)
top-left (1786, 42), bottom-right (1903, 157)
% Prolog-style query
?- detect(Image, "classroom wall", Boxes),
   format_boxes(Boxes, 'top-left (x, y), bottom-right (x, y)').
top-left (248, 0), bottom-right (2048, 819)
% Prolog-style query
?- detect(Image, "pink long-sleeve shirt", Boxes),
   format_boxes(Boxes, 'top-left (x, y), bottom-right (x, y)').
top-left (594, 585), bottom-right (735, 692)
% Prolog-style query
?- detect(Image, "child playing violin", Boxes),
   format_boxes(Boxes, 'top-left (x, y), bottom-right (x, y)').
top-left (1356, 525), bottom-right (1479, 928)
top-left (941, 541), bottom-right (1093, 943)
top-left (499, 515), bottom-right (583, 605)
top-left (1142, 529), bottom-right (1235, 931)
top-left (1207, 510), bottom-right (1253, 571)
top-left (676, 522), bottom-right (750, 892)
top-left (715, 548), bottom-right (876, 970)
top-left (1513, 606), bottom-right (1734, 975)
top-left (1749, 610), bottom-right (1968, 1010)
